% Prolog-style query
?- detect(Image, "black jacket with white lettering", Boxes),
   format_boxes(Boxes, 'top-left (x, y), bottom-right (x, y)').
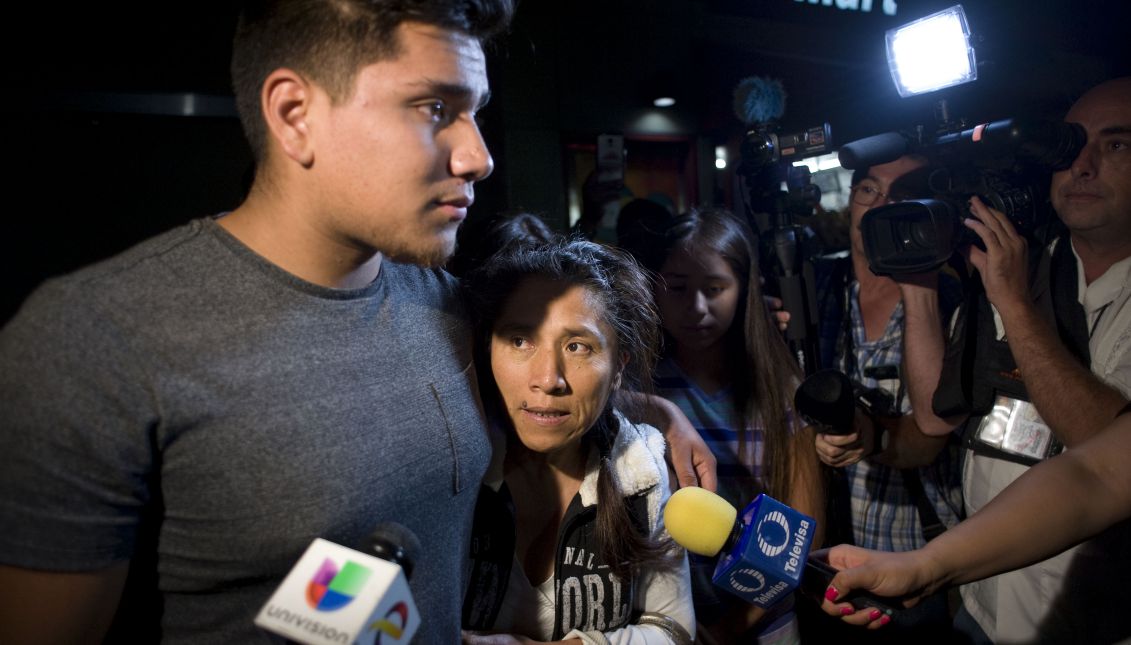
top-left (462, 411), bottom-right (693, 641)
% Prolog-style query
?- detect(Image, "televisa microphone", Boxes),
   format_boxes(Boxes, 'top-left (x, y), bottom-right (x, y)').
top-left (664, 487), bottom-right (895, 615)
top-left (255, 522), bottom-right (422, 645)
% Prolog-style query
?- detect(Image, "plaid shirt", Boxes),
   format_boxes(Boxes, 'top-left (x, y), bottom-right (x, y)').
top-left (816, 257), bottom-right (964, 551)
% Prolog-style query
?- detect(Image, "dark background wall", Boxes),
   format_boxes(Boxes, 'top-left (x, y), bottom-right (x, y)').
top-left (3, 0), bottom-right (1128, 322)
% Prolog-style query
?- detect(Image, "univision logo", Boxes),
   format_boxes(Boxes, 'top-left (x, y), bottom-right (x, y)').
top-left (756, 510), bottom-right (790, 558)
top-left (307, 558), bottom-right (372, 611)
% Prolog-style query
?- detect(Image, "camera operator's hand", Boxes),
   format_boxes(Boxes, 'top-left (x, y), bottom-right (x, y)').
top-left (763, 293), bottom-right (791, 332)
top-left (815, 410), bottom-right (875, 468)
top-left (963, 196), bottom-right (1031, 314)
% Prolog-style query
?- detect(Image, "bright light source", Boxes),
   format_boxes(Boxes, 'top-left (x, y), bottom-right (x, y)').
top-left (817, 156), bottom-right (842, 172)
top-left (886, 5), bottom-right (977, 98)
top-left (653, 96), bottom-right (676, 107)
top-left (715, 158), bottom-right (727, 170)
top-left (791, 153), bottom-right (839, 173)
top-left (715, 145), bottom-right (728, 170)
top-left (793, 158), bottom-right (818, 173)
top-left (792, 152), bottom-right (842, 173)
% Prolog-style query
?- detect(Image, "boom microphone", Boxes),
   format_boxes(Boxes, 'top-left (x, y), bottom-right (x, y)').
top-left (837, 131), bottom-right (913, 170)
top-left (733, 76), bottom-right (786, 125)
top-left (665, 487), bottom-right (895, 615)
top-left (255, 522), bottom-right (422, 644)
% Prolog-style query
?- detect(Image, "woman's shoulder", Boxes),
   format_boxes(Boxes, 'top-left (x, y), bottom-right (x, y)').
top-left (608, 411), bottom-right (669, 497)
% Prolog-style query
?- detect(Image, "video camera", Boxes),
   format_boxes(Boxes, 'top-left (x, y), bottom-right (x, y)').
top-left (738, 122), bottom-right (832, 221)
top-left (840, 118), bottom-right (1085, 276)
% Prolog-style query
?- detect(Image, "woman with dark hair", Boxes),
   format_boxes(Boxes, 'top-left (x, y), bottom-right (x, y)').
top-left (645, 207), bottom-right (824, 644)
top-left (461, 239), bottom-right (694, 644)
top-left (448, 211), bottom-right (559, 276)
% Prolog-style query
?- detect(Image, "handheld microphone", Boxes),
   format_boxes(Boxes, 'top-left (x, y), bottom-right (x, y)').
top-left (255, 522), bottom-right (422, 645)
top-left (664, 487), bottom-right (895, 616)
top-left (795, 369), bottom-right (857, 435)
top-left (795, 368), bottom-right (897, 435)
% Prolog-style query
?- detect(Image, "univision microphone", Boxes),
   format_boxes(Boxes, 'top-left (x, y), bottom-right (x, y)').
top-left (255, 522), bottom-right (421, 644)
top-left (665, 487), bottom-right (894, 616)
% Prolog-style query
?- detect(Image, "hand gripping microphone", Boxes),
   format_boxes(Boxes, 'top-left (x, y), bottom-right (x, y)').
top-left (255, 522), bottom-right (422, 644)
top-left (795, 368), bottom-right (897, 436)
top-left (664, 487), bottom-right (895, 615)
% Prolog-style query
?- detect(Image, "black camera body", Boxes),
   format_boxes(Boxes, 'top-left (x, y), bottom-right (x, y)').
top-left (738, 122), bottom-right (832, 222)
top-left (853, 119), bottom-right (1084, 276)
top-left (741, 123), bottom-right (832, 168)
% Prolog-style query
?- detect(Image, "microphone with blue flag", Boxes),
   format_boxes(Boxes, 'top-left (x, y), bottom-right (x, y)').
top-left (665, 487), bottom-right (895, 615)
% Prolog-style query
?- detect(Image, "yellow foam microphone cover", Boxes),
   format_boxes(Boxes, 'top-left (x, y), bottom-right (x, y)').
top-left (663, 486), bottom-right (738, 557)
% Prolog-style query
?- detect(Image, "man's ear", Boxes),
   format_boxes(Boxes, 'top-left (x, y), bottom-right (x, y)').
top-left (261, 68), bottom-right (317, 168)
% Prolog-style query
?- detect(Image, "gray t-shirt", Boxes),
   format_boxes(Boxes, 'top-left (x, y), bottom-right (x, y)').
top-left (0, 217), bottom-right (490, 643)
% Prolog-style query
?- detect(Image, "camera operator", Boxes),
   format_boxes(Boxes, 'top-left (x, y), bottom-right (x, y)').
top-left (900, 76), bottom-right (1131, 643)
top-left (811, 155), bottom-right (965, 641)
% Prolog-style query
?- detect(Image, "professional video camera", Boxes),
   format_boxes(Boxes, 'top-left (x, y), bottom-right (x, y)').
top-left (731, 76), bottom-right (833, 374)
top-left (732, 76), bottom-right (832, 221)
top-left (839, 118), bottom-right (1085, 276)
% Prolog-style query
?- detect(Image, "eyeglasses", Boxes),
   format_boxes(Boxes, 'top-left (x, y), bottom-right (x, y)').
top-left (851, 182), bottom-right (889, 208)
top-left (852, 181), bottom-right (917, 208)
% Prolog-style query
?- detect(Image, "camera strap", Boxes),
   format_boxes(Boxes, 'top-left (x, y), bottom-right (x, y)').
top-left (931, 255), bottom-right (981, 419)
top-left (1046, 238), bottom-right (1091, 367)
top-left (899, 467), bottom-right (946, 542)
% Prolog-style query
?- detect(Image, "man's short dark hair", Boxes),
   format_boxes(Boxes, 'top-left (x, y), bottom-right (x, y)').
top-left (231, 0), bottom-right (514, 162)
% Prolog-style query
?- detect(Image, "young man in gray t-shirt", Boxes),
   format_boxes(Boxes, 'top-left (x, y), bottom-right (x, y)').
top-left (0, 2), bottom-right (513, 642)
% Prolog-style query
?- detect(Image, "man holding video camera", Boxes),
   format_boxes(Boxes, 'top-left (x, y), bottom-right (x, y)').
top-left (811, 155), bottom-right (965, 641)
top-left (900, 77), bottom-right (1131, 643)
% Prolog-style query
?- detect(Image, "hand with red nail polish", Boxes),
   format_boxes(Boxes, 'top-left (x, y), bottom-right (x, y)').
top-left (816, 543), bottom-right (942, 628)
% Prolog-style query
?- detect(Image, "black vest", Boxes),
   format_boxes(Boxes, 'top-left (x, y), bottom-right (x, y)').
top-left (933, 237), bottom-right (1090, 465)
top-left (462, 481), bottom-right (651, 638)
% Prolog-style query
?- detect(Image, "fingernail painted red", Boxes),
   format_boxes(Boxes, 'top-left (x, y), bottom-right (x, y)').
top-left (880, 615), bottom-right (892, 626)
top-left (824, 586), bottom-right (839, 602)
top-left (869, 609), bottom-right (882, 621)
top-left (841, 606), bottom-right (854, 616)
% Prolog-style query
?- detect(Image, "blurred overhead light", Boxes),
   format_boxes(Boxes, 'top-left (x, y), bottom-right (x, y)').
top-left (715, 145), bottom-right (728, 170)
top-left (653, 96), bottom-right (676, 107)
top-left (886, 5), bottom-right (977, 98)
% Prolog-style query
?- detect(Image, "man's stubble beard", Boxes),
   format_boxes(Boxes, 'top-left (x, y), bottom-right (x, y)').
top-left (381, 231), bottom-right (458, 268)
